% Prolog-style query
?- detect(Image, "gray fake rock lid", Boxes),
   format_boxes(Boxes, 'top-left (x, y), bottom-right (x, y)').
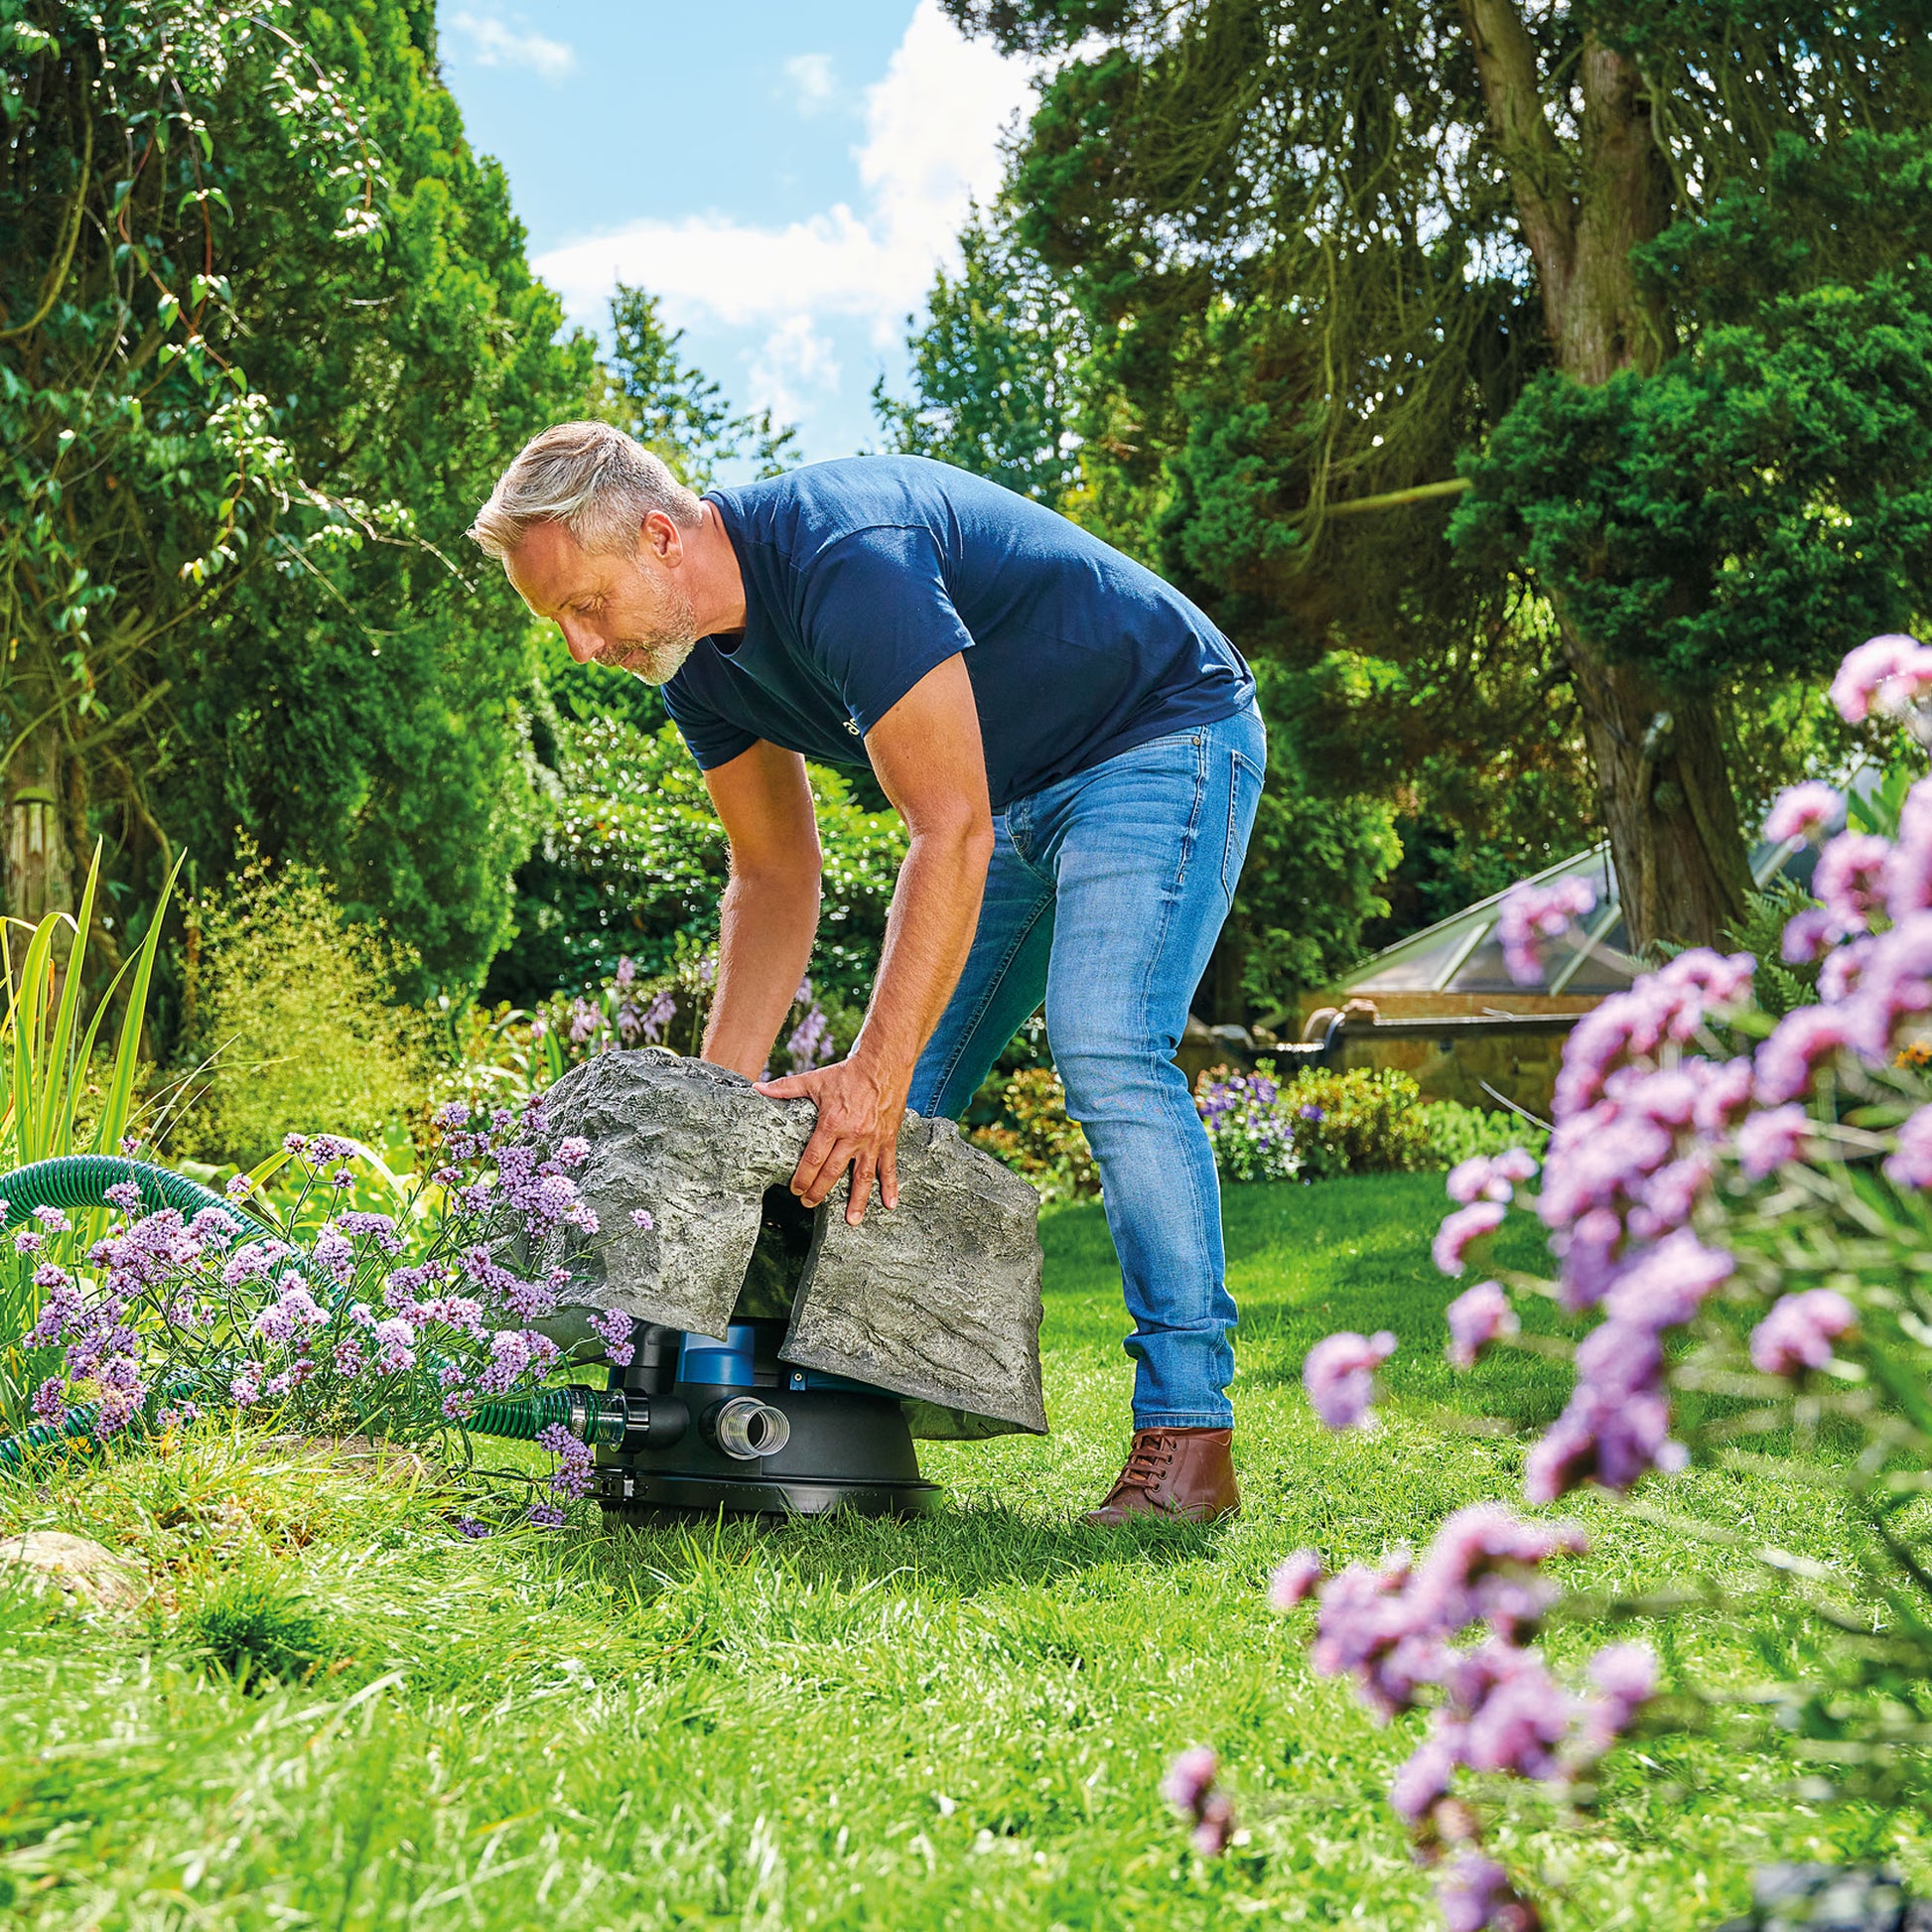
top-left (531, 1049), bottom-right (1047, 1439)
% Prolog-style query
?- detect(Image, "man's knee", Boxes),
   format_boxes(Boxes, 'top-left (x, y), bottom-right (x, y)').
top-left (1053, 1030), bottom-right (1192, 1127)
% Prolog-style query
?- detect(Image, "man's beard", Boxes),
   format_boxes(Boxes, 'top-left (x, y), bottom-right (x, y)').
top-left (596, 574), bottom-right (699, 684)
top-left (601, 631), bottom-right (696, 686)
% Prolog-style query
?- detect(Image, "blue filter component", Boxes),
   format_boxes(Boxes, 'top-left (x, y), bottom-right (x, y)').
top-left (678, 1325), bottom-right (759, 1387)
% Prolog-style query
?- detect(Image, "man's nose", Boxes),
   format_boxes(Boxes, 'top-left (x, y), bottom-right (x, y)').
top-left (559, 619), bottom-right (597, 665)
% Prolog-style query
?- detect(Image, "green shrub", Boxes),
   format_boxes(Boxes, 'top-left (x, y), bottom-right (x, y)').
top-left (969, 1066), bottom-right (1099, 1203)
top-left (1419, 1098), bottom-right (1550, 1168)
top-left (1195, 1062), bottom-right (1437, 1181)
top-left (492, 718), bottom-right (906, 1011)
top-left (171, 848), bottom-right (433, 1168)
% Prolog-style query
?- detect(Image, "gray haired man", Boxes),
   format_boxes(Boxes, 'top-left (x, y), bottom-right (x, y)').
top-left (471, 423), bottom-right (1264, 1524)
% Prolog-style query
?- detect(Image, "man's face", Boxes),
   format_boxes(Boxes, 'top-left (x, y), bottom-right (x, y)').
top-left (506, 518), bottom-right (699, 686)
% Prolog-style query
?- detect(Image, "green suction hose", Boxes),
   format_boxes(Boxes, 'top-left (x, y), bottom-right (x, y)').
top-left (0, 1157), bottom-right (651, 1472)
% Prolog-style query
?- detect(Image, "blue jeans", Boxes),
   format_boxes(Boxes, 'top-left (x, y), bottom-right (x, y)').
top-left (908, 703), bottom-right (1266, 1429)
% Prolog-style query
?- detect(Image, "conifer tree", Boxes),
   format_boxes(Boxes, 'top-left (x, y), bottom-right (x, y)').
top-left (949, 0), bottom-right (1932, 948)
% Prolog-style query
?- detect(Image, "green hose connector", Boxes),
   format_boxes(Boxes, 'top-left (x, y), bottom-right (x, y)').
top-left (0, 1156), bottom-right (616, 1471)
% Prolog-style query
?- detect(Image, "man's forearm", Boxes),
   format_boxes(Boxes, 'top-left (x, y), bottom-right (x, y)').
top-left (703, 867), bottom-right (821, 1078)
top-left (850, 822), bottom-right (993, 1087)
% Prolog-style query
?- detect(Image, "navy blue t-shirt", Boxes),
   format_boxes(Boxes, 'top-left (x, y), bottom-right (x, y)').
top-left (661, 456), bottom-right (1253, 811)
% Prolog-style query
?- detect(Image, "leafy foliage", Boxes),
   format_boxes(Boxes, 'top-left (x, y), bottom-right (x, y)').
top-left (2, 0), bottom-right (596, 998)
top-left (943, 0), bottom-right (1932, 950)
top-left (170, 845), bottom-right (433, 1168)
top-left (602, 284), bottom-right (798, 490)
top-left (1418, 1098), bottom-right (1549, 1169)
top-left (490, 718), bottom-right (906, 1012)
top-left (968, 1065), bottom-right (1098, 1203)
top-left (873, 208), bottom-right (1090, 506)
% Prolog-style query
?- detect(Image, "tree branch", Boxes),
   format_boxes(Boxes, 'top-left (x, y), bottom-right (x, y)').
top-left (1456, 0), bottom-right (1576, 317)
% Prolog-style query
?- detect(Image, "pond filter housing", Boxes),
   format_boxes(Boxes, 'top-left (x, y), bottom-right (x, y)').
top-left (590, 1315), bottom-right (938, 1521)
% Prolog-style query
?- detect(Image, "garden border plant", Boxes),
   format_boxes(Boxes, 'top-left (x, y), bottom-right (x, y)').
top-left (1176, 633), bottom-right (1932, 1930)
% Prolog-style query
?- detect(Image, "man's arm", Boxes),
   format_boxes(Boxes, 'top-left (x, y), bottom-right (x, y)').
top-left (759, 653), bottom-right (994, 1224)
top-left (700, 740), bottom-right (823, 1079)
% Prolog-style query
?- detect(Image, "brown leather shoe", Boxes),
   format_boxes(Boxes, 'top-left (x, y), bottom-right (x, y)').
top-left (1082, 1428), bottom-right (1239, 1526)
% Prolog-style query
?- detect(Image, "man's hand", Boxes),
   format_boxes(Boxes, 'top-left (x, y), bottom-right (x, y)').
top-left (758, 1055), bottom-right (911, 1224)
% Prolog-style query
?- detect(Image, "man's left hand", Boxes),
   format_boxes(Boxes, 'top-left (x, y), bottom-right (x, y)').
top-left (758, 1055), bottom-right (911, 1224)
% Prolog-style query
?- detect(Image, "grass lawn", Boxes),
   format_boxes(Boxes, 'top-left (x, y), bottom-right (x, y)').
top-left (3, 1173), bottom-right (1926, 1929)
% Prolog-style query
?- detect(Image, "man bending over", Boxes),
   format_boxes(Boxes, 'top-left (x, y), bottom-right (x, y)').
top-left (469, 423), bottom-right (1264, 1525)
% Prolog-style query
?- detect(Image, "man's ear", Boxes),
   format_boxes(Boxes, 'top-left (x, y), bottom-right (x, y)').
top-left (641, 509), bottom-right (684, 566)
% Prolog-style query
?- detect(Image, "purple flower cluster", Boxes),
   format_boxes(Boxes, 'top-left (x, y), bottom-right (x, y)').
top-left (16, 1103), bottom-right (644, 1524)
top-left (1763, 781), bottom-right (1843, 846)
top-left (1274, 1505), bottom-right (1652, 1911)
top-left (1749, 1289), bottom-right (1856, 1376)
top-left (1438, 1855), bottom-right (1540, 1932)
top-left (1303, 1329), bottom-right (1396, 1430)
top-left (786, 1001), bottom-right (835, 1074)
top-left (1496, 876), bottom-right (1595, 987)
top-left (589, 1307), bottom-right (636, 1367)
top-left (1829, 632), bottom-right (1932, 725)
top-left (535, 1421), bottom-right (595, 1502)
top-left (1161, 1746), bottom-right (1236, 1855)
top-left (1251, 638), bottom-right (1932, 1932)
top-left (1445, 1283), bottom-right (1517, 1369)
top-left (1194, 1064), bottom-right (1302, 1182)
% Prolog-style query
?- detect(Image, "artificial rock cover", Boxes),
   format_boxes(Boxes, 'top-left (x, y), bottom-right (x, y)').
top-left (530, 1049), bottom-right (1047, 1438)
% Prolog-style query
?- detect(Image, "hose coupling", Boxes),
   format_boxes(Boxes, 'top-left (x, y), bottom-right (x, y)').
top-left (704, 1395), bottom-right (791, 1461)
top-left (562, 1386), bottom-right (689, 1451)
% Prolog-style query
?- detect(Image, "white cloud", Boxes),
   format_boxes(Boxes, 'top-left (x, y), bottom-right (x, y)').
top-left (782, 52), bottom-right (837, 115)
top-left (533, 1), bottom-right (1038, 347)
top-left (447, 11), bottom-right (575, 81)
top-left (748, 316), bottom-right (843, 423)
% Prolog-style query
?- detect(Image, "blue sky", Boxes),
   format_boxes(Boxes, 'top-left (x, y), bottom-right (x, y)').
top-left (436, 2), bottom-right (1041, 467)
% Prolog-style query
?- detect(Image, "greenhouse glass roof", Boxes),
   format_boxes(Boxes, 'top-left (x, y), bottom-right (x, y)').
top-left (1339, 837), bottom-right (1804, 1000)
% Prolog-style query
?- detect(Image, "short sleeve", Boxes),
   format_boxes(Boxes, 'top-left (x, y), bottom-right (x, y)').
top-left (662, 660), bottom-right (759, 771)
top-left (798, 527), bottom-right (976, 734)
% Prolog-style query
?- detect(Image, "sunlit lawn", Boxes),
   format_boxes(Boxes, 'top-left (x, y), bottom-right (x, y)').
top-left (1, 1173), bottom-right (1923, 1928)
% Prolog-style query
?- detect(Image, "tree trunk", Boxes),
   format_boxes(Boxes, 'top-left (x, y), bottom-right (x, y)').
top-left (4, 714), bottom-right (74, 923)
top-left (1460, 2), bottom-right (1750, 950)
top-left (1558, 620), bottom-right (1751, 952)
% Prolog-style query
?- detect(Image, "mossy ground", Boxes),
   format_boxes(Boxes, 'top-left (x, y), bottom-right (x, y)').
top-left (1, 1173), bottom-right (1922, 1928)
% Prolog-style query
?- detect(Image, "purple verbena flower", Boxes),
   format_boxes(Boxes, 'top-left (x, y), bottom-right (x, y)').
top-left (1764, 781), bottom-right (1843, 845)
top-left (1735, 1103), bottom-right (1813, 1180)
top-left (1755, 1006), bottom-right (1855, 1105)
top-left (1749, 1289), bottom-right (1856, 1376)
top-left (1268, 1550), bottom-right (1324, 1610)
top-left (1438, 1853), bottom-right (1533, 1932)
top-left (589, 1306), bottom-right (636, 1367)
top-left (1497, 877), bottom-right (1596, 987)
top-left (1446, 1282), bottom-right (1519, 1369)
top-left (1576, 1641), bottom-right (1658, 1760)
top-left (1303, 1329), bottom-right (1397, 1430)
top-left (1434, 1200), bottom-right (1507, 1277)
top-left (1885, 1105), bottom-right (1932, 1189)
top-left (1829, 632), bottom-right (1932, 724)
top-left (1814, 832), bottom-right (1891, 937)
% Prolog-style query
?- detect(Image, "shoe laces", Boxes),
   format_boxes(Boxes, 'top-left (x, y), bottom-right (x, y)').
top-left (1121, 1432), bottom-right (1179, 1489)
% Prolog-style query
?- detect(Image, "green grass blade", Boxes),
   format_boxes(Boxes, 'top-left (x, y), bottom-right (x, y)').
top-left (91, 852), bottom-right (184, 1156)
top-left (37, 847), bottom-right (100, 1159)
